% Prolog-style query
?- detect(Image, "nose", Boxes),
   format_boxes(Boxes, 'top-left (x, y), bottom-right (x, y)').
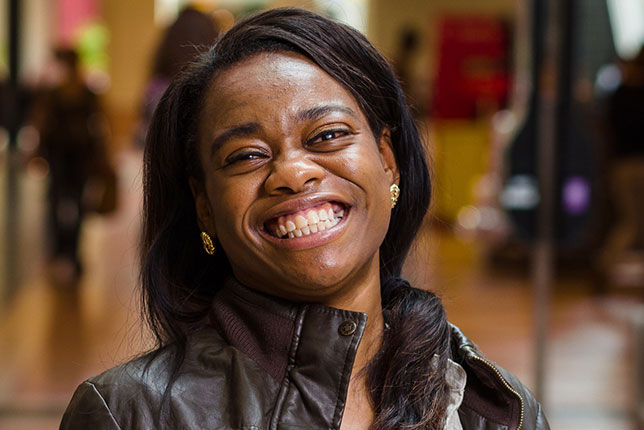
top-left (264, 151), bottom-right (325, 195)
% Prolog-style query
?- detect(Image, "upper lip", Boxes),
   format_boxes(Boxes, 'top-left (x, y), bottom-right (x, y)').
top-left (260, 193), bottom-right (350, 225)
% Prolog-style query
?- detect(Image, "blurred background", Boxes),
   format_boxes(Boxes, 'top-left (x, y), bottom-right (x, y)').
top-left (0, 0), bottom-right (643, 429)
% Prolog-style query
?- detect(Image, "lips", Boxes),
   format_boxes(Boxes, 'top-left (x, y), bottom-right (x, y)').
top-left (264, 202), bottom-right (347, 238)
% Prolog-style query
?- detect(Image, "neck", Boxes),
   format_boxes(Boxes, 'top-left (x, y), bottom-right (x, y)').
top-left (318, 267), bottom-right (384, 429)
top-left (318, 266), bottom-right (385, 374)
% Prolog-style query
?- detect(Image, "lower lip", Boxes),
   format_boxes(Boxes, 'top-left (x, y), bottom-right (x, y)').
top-left (260, 211), bottom-right (349, 250)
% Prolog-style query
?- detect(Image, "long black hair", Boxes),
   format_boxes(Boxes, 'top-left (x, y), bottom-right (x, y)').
top-left (142, 7), bottom-right (450, 429)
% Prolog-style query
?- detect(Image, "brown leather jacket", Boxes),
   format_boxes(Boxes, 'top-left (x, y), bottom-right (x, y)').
top-left (61, 280), bottom-right (550, 429)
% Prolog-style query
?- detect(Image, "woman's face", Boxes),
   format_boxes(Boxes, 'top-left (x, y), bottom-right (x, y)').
top-left (192, 52), bottom-right (398, 301)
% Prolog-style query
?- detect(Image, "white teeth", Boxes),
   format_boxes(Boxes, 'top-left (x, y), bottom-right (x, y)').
top-left (295, 215), bottom-right (307, 229)
top-left (307, 210), bottom-right (319, 225)
top-left (306, 211), bottom-right (320, 225)
top-left (273, 206), bottom-right (346, 239)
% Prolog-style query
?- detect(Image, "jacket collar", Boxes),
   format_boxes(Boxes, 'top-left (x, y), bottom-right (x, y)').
top-left (209, 277), bottom-right (300, 381)
top-left (209, 278), bottom-right (523, 430)
top-left (451, 325), bottom-right (524, 430)
top-left (209, 277), bottom-right (368, 429)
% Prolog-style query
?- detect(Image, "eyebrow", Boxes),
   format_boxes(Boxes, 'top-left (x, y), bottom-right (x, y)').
top-left (296, 104), bottom-right (359, 122)
top-left (210, 122), bottom-right (260, 156)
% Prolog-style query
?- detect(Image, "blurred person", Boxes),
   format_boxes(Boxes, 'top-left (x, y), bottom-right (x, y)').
top-left (392, 27), bottom-right (426, 118)
top-left (135, 5), bottom-right (220, 148)
top-left (33, 47), bottom-right (108, 286)
top-left (60, 8), bottom-right (549, 429)
top-left (602, 46), bottom-right (644, 282)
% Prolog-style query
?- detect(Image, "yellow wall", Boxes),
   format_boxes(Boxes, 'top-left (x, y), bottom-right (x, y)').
top-left (432, 120), bottom-right (491, 221)
top-left (104, 0), bottom-right (159, 146)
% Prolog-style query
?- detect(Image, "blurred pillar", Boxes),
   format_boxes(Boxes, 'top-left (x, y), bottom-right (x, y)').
top-left (104, 0), bottom-right (157, 148)
top-left (533, 0), bottom-right (570, 403)
top-left (3, 0), bottom-right (21, 305)
top-left (635, 310), bottom-right (644, 427)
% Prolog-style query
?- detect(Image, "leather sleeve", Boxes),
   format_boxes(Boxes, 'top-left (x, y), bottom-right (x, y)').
top-left (535, 402), bottom-right (551, 430)
top-left (495, 364), bottom-right (551, 430)
top-left (509, 379), bottom-right (551, 430)
top-left (60, 381), bottom-right (122, 430)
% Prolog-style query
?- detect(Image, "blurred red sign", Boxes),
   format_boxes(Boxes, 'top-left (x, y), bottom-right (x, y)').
top-left (433, 16), bottom-right (511, 119)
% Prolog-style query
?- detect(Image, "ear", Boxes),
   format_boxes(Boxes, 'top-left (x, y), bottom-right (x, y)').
top-left (378, 129), bottom-right (400, 185)
top-left (189, 176), bottom-right (217, 236)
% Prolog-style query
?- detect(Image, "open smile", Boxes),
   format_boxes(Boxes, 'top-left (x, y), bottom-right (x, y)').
top-left (264, 202), bottom-right (348, 239)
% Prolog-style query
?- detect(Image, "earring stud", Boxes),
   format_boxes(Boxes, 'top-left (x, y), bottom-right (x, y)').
top-left (200, 231), bottom-right (216, 255)
top-left (390, 184), bottom-right (400, 208)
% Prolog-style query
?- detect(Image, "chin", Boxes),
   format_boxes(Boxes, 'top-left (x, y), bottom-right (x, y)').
top-left (275, 262), bottom-right (372, 301)
top-left (238, 264), bottom-right (354, 302)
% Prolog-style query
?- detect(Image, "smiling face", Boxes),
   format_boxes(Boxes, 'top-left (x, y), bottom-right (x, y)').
top-left (191, 52), bottom-right (399, 302)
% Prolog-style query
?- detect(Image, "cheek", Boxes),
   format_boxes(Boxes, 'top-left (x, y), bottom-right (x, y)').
top-left (206, 179), bottom-right (250, 236)
top-left (338, 146), bottom-right (391, 197)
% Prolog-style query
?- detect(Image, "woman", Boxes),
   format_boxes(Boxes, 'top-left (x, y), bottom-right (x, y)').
top-left (61, 8), bottom-right (549, 430)
top-left (135, 5), bottom-right (220, 148)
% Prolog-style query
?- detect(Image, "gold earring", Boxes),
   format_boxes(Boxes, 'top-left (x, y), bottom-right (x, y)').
top-left (200, 231), bottom-right (216, 255)
top-left (390, 184), bottom-right (400, 208)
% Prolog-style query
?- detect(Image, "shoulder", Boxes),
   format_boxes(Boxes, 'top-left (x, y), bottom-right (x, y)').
top-left (60, 328), bottom-right (231, 429)
top-left (59, 351), bottom-right (168, 430)
top-left (449, 324), bottom-right (550, 430)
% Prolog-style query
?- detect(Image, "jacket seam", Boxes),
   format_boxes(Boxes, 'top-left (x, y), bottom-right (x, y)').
top-left (269, 305), bottom-right (307, 429)
top-left (330, 335), bottom-right (352, 427)
top-left (330, 316), bottom-right (364, 428)
top-left (310, 306), bottom-right (362, 317)
top-left (85, 381), bottom-right (123, 430)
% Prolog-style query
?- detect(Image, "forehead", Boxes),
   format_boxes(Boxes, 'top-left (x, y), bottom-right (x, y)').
top-left (200, 52), bottom-right (363, 126)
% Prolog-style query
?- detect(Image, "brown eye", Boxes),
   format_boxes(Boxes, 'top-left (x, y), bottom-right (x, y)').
top-left (308, 128), bottom-right (350, 145)
top-left (224, 150), bottom-right (268, 166)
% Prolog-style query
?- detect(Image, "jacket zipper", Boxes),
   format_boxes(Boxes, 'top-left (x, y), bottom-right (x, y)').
top-left (470, 355), bottom-right (524, 430)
